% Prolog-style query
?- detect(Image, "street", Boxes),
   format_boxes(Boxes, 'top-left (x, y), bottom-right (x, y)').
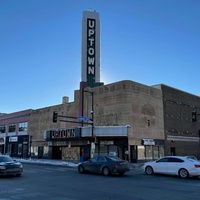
top-left (1, 163), bottom-right (200, 200)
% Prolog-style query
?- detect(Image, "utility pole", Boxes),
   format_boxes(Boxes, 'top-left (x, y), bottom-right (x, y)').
top-left (84, 90), bottom-right (94, 158)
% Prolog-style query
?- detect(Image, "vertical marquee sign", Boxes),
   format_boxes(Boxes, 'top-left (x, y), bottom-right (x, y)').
top-left (81, 11), bottom-right (100, 87)
top-left (87, 18), bottom-right (96, 84)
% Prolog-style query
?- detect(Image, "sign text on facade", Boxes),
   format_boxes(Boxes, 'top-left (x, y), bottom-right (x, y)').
top-left (50, 129), bottom-right (80, 139)
top-left (87, 18), bottom-right (95, 81)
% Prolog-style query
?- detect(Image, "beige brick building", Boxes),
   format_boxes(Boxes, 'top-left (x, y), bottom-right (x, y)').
top-left (29, 80), bottom-right (165, 162)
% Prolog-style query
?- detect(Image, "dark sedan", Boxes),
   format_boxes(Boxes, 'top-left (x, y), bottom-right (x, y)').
top-left (78, 155), bottom-right (130, 176)
top-left (0, 155), bottom-right (23, 177)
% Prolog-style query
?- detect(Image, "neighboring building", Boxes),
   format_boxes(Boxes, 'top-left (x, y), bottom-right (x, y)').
top-left (0, 109), bottom-right (31, 157)
top-left (153, 84), bottom-right (200, 159)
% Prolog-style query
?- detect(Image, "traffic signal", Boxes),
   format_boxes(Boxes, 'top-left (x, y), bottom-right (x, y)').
top-left (53, 111), bottom-right (58, 123)
top-left (192, 111), bottom-right (197, 122)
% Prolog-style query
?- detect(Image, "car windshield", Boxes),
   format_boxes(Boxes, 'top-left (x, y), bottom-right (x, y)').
top-left (0, 156), bottom-right (13, 162)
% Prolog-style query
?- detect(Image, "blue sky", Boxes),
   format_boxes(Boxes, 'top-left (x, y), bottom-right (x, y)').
top-left (1, 0), bottom-right (200, 114)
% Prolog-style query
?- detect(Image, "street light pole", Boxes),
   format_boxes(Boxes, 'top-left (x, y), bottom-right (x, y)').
top-left (84, 90), bottom-right (94, 158)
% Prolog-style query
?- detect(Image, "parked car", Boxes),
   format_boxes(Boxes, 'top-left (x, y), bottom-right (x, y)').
top-left (0, 155), bottom-right (23, 177)
top-left (143, 156), bottom-right (200, 178)
top-left (78, 155), bottom-right (130, 176)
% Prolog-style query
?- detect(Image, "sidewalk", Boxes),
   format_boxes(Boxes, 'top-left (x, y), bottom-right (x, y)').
top-left (14, 157), bottom-right (79, 167)
top-left (14, 157), bottom-right (144, 169)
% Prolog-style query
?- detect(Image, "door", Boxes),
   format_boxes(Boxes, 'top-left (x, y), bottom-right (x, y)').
top-left (154, 157), bottom-right (169, 174)
top-left (85, 156), bottom-right (98, 172)
top-left (130, 145), bottom-right (137, 163)
top-left (94, 156), bottom-right (106, 172)
top-left (167, 157), bottom-right (183, 175)
top-left (22, 144), bottom-right (28, 158)
top-left (171, 147), bottom-right (176, 156)
top-left (38, 146), bottom-right (44, 158)
top-left (52, 146), bottom-right (62, 159)
top-left (11, 144), bottom-right (15, 156)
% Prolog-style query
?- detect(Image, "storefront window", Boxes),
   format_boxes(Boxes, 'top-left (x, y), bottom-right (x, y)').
top-left (18, 122), bottom-right (28, 132)
top-left (32, 146), bottom-right (38, 156)
top-left (108, 145), bottom-right (117, 156)
top-left (8, 123), bottom-right (16, 133)
top-left (97, 145), bottom-right (118, 156)
top-left (0, 125), bottom-right (6, 133)
top-left (138, 146), bottom-right (145, 159)
top-left (153, 146), bottom-right (159, 159)
top-left (43, 146), bottom-right (49, 157)
top-left (94, 145), bottom-right (99, 156)
top-left (159, 146), bottom-right (164, 158)
top-left (145, 146), bottom-right (153, 159)
top-left (98, 145), bottom-right (108, 156)
top-left (138, 145), bottom-right (164, 160)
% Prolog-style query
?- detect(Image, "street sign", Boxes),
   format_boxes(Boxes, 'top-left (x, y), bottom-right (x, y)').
top-left (77, 116), bottom-right (90, 121)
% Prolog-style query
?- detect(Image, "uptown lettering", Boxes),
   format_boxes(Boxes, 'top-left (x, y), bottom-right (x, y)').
top-left (50, 129), bottom-right (75, 139)
top-left (87, 19), bottom-right (95, 76)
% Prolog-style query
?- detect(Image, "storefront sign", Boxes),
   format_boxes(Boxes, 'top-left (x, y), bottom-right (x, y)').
top-left (100, 140), bottom-right (114, 145)
top-left (142, 139), bottom-right (155, 146)
top-left (9, 136), bottom-right (18, 142)
top-left (50, 128), bottom-right (80, 139)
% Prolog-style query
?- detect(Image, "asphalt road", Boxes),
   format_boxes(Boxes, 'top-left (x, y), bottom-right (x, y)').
top-left (1, 163), bottom-right (200, 200)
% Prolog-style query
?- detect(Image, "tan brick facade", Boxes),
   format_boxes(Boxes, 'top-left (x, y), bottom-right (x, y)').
top-left (29, 80), bottom-right (165, 161)
top-left (92, 80), bottom-right (164, 143)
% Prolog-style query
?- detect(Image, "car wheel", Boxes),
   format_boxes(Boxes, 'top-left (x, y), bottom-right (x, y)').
top-left (179, 168), bottom-right (189, 178)
top-left (145, 166), bottom-right (154, 175)
top-left (102, 167), bottom-right (110, 176)
top-left (78, 165), bottom-right (85, 174)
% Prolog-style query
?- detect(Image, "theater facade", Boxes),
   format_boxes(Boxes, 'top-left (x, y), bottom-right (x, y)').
top-left (29, 80), bottom-right (165, 163)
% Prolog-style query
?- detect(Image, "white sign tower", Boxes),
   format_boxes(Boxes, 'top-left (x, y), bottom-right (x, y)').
top-left (81, 10), bottom-right (101, 87)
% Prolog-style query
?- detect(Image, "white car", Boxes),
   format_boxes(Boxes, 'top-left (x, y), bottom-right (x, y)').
top-left (143, 156), bottom-right (200, 178)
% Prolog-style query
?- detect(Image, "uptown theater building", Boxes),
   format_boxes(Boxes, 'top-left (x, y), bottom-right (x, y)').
top-left (30, 79), bottom-right (165, 162)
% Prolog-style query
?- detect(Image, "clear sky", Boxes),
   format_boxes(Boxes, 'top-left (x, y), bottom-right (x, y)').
top-left (1, 0), bottom-right (200, 114)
